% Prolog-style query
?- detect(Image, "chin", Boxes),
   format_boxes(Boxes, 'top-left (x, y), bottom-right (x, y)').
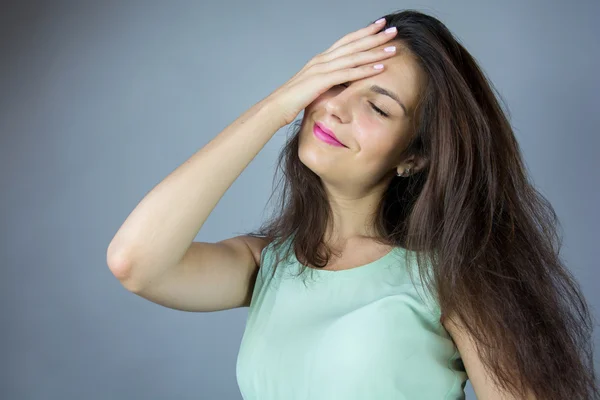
top-left (298, 139), bottom-right (337, 179)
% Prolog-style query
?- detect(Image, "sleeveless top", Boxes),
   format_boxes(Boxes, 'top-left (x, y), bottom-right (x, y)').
top-left (236, 236), bottom-right (468, 399)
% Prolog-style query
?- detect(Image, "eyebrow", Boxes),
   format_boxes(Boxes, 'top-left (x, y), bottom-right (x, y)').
top-left (369, 84), bottom-right (408, 116)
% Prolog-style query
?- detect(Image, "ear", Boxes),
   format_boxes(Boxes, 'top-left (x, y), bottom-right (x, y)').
top-left (396, 154), bottom-right (429, 176)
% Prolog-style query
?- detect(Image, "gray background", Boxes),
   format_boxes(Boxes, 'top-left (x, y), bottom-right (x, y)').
top-left (1, 0), bottom-right (598, 399)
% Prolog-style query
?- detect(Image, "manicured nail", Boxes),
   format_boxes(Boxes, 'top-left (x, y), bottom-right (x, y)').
top-left (385, 27), bottom-right (397, 34)
top-left (373, 64), bottom-right (384, 70)
top-left (375, 18), bottom-right (385, 24)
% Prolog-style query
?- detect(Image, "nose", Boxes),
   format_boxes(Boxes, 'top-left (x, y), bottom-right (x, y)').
top-left (324, 87), bottom-right (353, 122)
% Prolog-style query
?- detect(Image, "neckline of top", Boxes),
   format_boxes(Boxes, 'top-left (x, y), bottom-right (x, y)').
top-left (290, 244), bottom-right (406, 278)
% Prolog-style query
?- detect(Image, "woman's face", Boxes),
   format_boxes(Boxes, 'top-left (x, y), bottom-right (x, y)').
top-left (298, 44), bottom-right (426, 190)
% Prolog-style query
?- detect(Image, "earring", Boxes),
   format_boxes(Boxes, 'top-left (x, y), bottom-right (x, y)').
top-left (396, 167), bottom-right (411, 177)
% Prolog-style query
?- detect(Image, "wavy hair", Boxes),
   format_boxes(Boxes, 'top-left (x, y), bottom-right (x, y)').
top-left (244, 9), bottom-right (599, 399)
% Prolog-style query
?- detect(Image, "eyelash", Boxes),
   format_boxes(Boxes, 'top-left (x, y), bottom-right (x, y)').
top-left (337, 83), bottom-right (389, 118)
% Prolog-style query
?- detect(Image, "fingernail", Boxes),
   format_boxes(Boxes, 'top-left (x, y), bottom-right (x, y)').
top-left (375, 18), bottom-right (385, 24)
top-left (385, 27), bottom-right (397, 34)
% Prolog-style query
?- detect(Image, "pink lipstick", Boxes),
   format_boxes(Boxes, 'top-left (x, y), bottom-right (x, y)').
top-left (313, 122), bottom-right (346, 147)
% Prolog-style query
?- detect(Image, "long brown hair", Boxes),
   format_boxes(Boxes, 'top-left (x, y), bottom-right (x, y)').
top-left (244, 9), bottom-right (599, 399)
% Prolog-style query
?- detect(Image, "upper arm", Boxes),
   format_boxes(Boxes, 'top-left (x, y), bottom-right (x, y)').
top-left (443, 314), bottom-right (536, 400)
top-left (130, 235), bottom-right (270, 312)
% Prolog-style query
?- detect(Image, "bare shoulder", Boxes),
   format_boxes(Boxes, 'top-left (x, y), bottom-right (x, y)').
top-left (236, 235), bottom-right (272, 269)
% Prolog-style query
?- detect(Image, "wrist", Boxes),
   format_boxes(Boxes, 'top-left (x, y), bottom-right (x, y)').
top-left (254, 97), bottom-right (288, 130)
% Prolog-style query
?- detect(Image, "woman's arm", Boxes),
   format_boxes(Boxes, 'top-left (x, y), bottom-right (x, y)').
top-left (107, 98), bottom-right (281, 289)
top-left (443, 314), bottom-right (537, 400)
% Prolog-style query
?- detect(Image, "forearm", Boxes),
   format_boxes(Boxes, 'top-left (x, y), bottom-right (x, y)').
top-left (106, 98), bottom-right (283, 285)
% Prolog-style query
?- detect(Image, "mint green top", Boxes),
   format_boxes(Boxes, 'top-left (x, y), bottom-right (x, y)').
top-left (236, 236), bottom-right (468, 399)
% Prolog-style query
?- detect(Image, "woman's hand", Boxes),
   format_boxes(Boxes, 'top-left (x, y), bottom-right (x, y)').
top-left (266, 19), bottom-right (398, 126)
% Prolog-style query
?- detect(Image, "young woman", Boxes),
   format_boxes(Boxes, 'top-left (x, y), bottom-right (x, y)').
top-left (107, 10), bottom-right (599, 400)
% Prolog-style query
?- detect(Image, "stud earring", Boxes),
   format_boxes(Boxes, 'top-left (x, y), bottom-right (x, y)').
top-left (396, 167), bottom-right (411, 177)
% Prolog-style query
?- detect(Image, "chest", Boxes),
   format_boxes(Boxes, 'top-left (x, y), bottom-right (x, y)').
top-left (304, 244), bottom-right (394, 271)
top-left (236, 272), bottom-right (458, 399)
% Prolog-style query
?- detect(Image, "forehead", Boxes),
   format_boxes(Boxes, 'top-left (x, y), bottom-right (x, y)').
top-left (372, 46), bottom-right (425, 107)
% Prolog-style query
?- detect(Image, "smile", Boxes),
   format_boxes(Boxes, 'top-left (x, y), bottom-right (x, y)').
top-left (313, 123), bottom-right (346, 148)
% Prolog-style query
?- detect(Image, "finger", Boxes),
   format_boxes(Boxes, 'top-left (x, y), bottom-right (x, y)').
top-left (324, 18), bottom-right (386, 54)
top-left (296, 19), bottom-right (388, 81)
top-left (314, 44), bottom-right (396, 75)
top-left (317, 62), bottom-right (386, 89)
top-left (320, 26), bottom-right (396, 65)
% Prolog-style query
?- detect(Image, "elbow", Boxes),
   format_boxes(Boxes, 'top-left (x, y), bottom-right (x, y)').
top-left (107, 245), bottom-right (142, 292)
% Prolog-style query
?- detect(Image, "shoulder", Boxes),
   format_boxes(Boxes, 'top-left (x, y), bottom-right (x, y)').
top-left (240, 236), bottom-right (272, 268)
top-left (442, 312), bottom-right (536, 399)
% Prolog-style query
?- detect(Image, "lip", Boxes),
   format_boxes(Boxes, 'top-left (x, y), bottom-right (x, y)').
top-left (313, 122), bottom-right (346, 147)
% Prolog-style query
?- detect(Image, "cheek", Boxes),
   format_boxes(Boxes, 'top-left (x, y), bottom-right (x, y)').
top-left (356, 120), bottom-right (394, 153)
top-left (356, 123), bottom-right (403, 167)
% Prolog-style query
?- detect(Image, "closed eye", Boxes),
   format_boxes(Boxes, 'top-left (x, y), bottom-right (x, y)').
top-left (369, 102), bottom-right (389, 117)
top-left (338, 82), bottom-right (390, 118)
